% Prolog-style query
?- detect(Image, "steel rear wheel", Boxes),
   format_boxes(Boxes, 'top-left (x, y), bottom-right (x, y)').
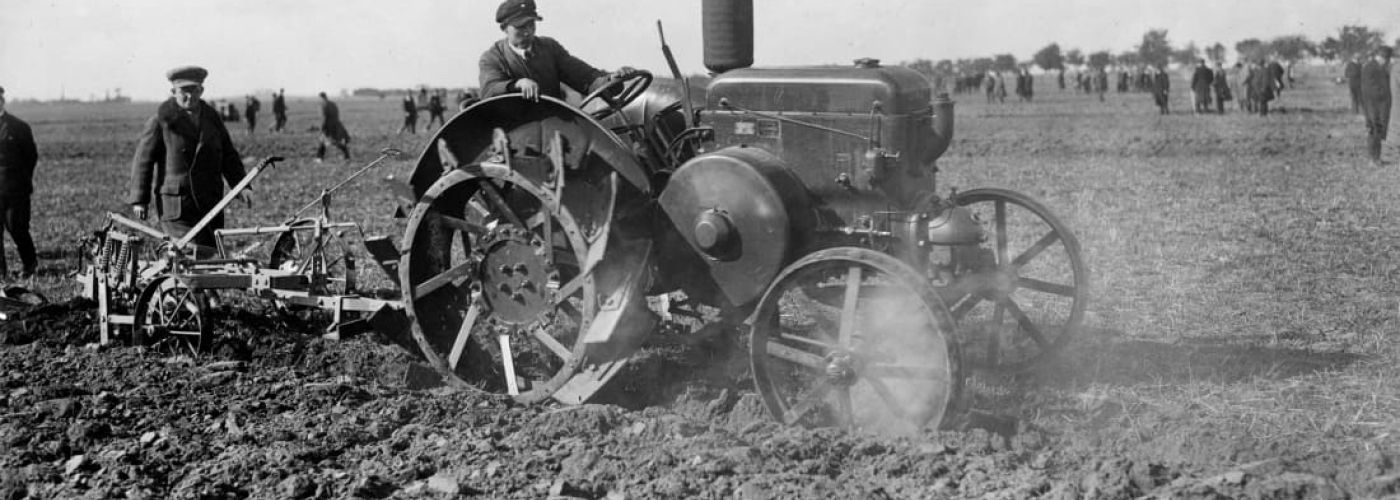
top-left (400, 168), bottom-right (596, 403)
top-left (947, 188), bottom-right (1089, 371)
top-left (750, 247), bottom-right (963, 434)
top-left (132, 276), bottom-right (213, 355)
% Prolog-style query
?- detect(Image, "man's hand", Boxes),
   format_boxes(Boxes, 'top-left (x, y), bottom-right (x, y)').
top-left (515, 78), bottom-right (540, 101)
top-left (132, 204), bottom-right (148, 220)
top-left (612, 66), bottom-right (639, 80)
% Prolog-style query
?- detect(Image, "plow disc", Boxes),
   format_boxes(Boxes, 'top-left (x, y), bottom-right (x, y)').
top-left (400, 96), bottom-right (655, 404)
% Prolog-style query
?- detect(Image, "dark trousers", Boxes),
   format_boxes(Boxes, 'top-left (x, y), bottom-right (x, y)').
top-left (246, 114), bottom-right (257, 134)
top-left (273, 112), bottom-right (287, 132)
top-left (0, 195), bottom-right (37, 274)
top-left (316, 136), bottom-right (351, 160)
top-left (161, 214), bottom-right (221, 256)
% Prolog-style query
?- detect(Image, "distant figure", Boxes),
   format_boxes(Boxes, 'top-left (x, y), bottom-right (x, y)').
top-left (994, 72), bottom-right (1007, 103)
top-left (982, 71), bottom-right (998, 104)
top-left (244, 95), bottom-right (260, 134)
top-left (1149, 66), bottom-right (1170, 115)
top-left (1093, 68), bottom-right (1108, 102)
top-left (1212, 62), bottom-right (1232, 114)
top-left (1359, 46), bottom-right (1392, 165)
top-left (0, 86), bottom-right (39, 277)
top-left (426, 91), bottom-right (446, 128)
top-left (1345, 56), bottom-right (1363, 113)
top-left (315, 92), bottom-right (351, 162)
top-left (271, 88), bottom-right (288, 132)
top-left (128, 66), bottom-right (248, 250)
top-left (1246, 59), bottom-right (1275, 116)
top-left (1190, 59), bottom-right (1213, 114)
top-left (1231, 63), bottom-right (1251, 113)
top-left (398, 92), bottom-right (417, 135)
top-left (1117, 70), bottom-right (1129, 93)
top-left (1014, 69), bottom-right (1028, 102)
top-left (1267, 57), bottom-right (1287, 108)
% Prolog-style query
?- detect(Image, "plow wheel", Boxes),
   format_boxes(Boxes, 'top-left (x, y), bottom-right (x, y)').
top-left (132, 276), bottom-right (213, 355)
top-left (401, 168), bottom-right (603, 403)
top-left (749, 247), bottom-right (963, 434)
top-left (269, 218), bottom-right (353, 295)
top-left (947, 188), bottom-right (1088, 371)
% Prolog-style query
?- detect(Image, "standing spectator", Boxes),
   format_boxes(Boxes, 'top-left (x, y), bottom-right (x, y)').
top-left (1212, 61), bottom-right (1232, 114)
top-left (397, 91), bottom-right (417, 135)
top-left (982, 71), bottom-right (998, 104)
top-left (426, 91), bottom-right (446, 129)
top-left (315, 92), bottom-right (352, 162)
top-left (1345, 56), bottom-right (1363, 114)
top-left (1246, 59), bottom-right (1275, 116)
top-left (244, 95), bottom-right (260, 134)
top-left (1267, 57), bottom-right (1287, 109)
top-left (271, 88), bottom-right (288, 132)
top-left (1149, 66), bottom-right (1170, 115)
top-left (1190, 59), bottom-right (1213, 114)
top-left (1014, 69), bottom-right (1028, 102)
top-left (1359, 46), bottom-right (1392, 165)
top-left (127, 66), bottom-right (248, 250)
top-left (994, 72), bottom-right (1007, 103)
top-left (1093, 68), bottom-right (1108, 102)
top-left (0, 86), bottom-right (39, 277)
top-left (1232, 63), bottom-right (1252, 113)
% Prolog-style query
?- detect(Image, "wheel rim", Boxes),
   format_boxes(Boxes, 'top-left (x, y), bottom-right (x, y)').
top-left (946, 188), bottom-right (1089, 371)
top-left (750, 247), bottom-right (962, 434)
top-left (401, 168), bottom-right (595, 403)
top-left (134, 276), bottom-right (212, 354)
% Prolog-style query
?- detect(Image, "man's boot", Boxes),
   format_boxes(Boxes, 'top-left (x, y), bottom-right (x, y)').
top-left (1369, 136), bottom-right (1383, 165)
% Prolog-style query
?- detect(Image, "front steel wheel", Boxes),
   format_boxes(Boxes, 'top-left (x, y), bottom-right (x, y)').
top-left (945, 188), bottom-right (1089, 371)
top-left (132, 276), bottom-right (213, 355)
top-left (749, 247), bottom-right (963, 434)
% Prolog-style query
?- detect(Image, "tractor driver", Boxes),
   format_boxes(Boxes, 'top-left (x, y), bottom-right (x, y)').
top-left (479, 0), bottom-right (640, 103)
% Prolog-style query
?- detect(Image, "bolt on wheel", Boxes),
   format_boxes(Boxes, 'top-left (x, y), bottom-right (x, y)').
top-left (749, 247), bottom-right (963, 434)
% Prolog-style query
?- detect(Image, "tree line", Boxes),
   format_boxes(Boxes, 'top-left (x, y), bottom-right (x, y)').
top-left (903, 25), bottom-right (1394, 79)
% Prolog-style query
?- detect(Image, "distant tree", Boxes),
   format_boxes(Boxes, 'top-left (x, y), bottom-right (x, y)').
top-left (1033, 43), bottom-right (1065, 72)
top-left (1270, 35), bottom-right (1316, 64)
top-left (934, 59), bottom-right (954, 76)
top-left (1317, 26), bottom-right (1385, 62)
top-left (1235, 38), bottom-right (1266, 62)
top-left (1065, 49), bottom-right (1085, 68)
top-left (1171, 42), bottom-right (1201, 66)
top-left (1087, 50), bottom-right (1113, 69)
top-left (1137, 29), bottom-right (1173, 67)
top-left (992, 53), bottom-right (1018, 73)
top-left (1116, 51), bottom-right (1143, 68)
top-left (970, 57), bottom-right (995, 75)
top-left (1205, 43), bottom-right (1227, 64)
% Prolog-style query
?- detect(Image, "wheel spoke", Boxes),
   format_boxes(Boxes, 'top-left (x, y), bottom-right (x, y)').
top-left (498, 333), bottom-right (520, 396)
top-left (1018, 277), bottom-right (1076, 297)
top-left (833, 386), bottom-right (853, 427)
top-left (778, 331), bottom-right (839, 352)
top-left (1002, 297), bottom-right (1050, 347)
top-left (994, 200), bottom-right (1009, 265)
top-left (838, 265), bottom-right (862, 347)
top-left (554, 273), bottom-right (588, 305)
top-left (475, 182), bottom-right (524, 227)
top-left (987, 301), bottom-right (1006, 367)
top-left (860, 376), bottom-right (908, 419)
top-left (1012, 230), bottom-right (1061, 267)
top-left (765, 340), bottom-right (826, 370)
top-left (413, 261), bottom-right (475, 299)
top-left (784, 379), bottom-right (833, 425)
top-left (447, 295), bottom-right (482, 369)
top-left (950, 291), bottom-right (987, 320)
top-left (529, 325), bottom-right (573, 363)
top-left (430, 211), bottom-right (487, 237)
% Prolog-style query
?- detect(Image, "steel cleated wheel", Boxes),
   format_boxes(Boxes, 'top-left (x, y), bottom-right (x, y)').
top-left (400, 167), bottom-right (603, 403)
top-left (132, 276), bottom-right (213, 355)
top-left (749, 247), bottom-right (963, 434)
top-left (942, 188), bottom-right (1089, 372)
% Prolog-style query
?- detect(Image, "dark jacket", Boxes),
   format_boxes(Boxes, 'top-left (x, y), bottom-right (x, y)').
top-left (1190, 65), bottom-right (1213, 93)
top-left (479, 37), bottom-right (609, 100)
top-left (0, 112), bottom-right (38, 197)
top-left (272, 94), bottom-right (287, 114)
top-left (320, 99), bottom-right (351, 143)
top-left (127, 99), bottom-right (246, 223)
top-left (1345, 60), bottom-right (1363, 90)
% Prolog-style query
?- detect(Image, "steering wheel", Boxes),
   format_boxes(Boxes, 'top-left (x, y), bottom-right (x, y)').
top-left (580, 70), bottom-right (653, 121)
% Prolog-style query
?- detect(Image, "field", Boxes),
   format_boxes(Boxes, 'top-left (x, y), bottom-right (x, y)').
top-left (5, 68), bottom-right (1400, 498)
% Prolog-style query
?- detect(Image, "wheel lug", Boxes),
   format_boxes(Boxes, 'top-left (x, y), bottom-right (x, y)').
top-left (513, 264), bottom-right (529, 275)
top-left (498, 283), bottom-right (512, 293)
top-left (498, 264), bottom-right (514, 275)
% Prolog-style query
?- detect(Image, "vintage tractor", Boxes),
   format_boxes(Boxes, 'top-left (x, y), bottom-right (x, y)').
top-left (396, 0), bottom-right (1087, 432)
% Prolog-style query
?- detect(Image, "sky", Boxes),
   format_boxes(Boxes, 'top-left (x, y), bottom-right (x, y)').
top-left (2, 0), bottom-right (1399, 102)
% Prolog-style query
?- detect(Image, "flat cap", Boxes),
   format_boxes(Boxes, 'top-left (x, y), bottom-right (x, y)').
top-left (166, 66), bottom-right (208, 87)
top-left (496, 0), bottom-right (541, 27)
